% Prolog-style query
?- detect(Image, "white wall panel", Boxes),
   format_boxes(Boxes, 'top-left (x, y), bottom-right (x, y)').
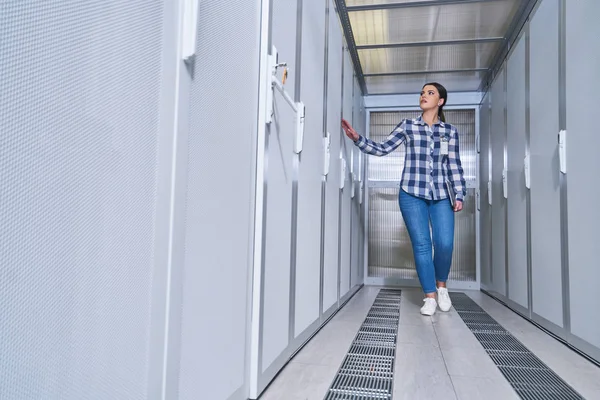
top-left (323, 0), bottom-right (343, 312)
top-left (340, 49), bottom-right (355, 297)
top-left (177, 1), bottom-right (260, 399)
top-left (350, 79), bottom-right (363, 288)
top-left (565, 0), bottom-right (600, 353)
top-left (490, 67), bottom-right (507, 296)
top-left (529, 0), bottom-right (563, 328)
top-left (0, 2), bottom-right (168, 398)
top-left (506, 34), bottom-right (528, 309)
top-left (261, 0), bottom-right (298, 372)
top-left (295, 0), bottom-right (326, 337)
top-left (479, 92), bottom-right (492, 288)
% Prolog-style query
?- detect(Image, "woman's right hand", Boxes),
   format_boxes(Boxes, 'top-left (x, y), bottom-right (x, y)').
top-left (341, 118), bottom-right (359, 142)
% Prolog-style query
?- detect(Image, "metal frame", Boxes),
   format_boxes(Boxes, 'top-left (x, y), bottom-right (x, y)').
top-left (151, 1), bottom-right (188, 398)
top-left (318, 0), bottom-right (330, 324)
top-left (356, 37), bottom-right (505, 50)
top-left (557, 0), bottom-right (571, 344)
top-left (363, 68), bottom-right (488, 77)
top-left (333, 0), bottom-right (366, 94)
top-left (339, 0), bottom-right (539, 96)
top-left (288, 0), bottom-right (303, 346)
top-left (524, 21), bottom-right (533, 320)
top-left (480, 0), bottom-right (540, 92)
top-left (347, 0), bottom-right (498, 12)
top-left (363, 105), bottom-right (481, 292)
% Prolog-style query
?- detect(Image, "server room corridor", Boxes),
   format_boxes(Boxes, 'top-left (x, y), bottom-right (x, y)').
top-left (1, 0), bottom-right (600, 399)
top-left (259, 287), bottom-right (600, 399)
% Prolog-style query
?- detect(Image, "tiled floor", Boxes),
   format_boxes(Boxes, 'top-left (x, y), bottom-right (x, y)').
top-left (258, 286), bottom-right (600, 400)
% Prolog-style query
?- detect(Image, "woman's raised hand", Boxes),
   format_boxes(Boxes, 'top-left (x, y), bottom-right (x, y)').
top-left (341, 118), bottom-right (359, 142)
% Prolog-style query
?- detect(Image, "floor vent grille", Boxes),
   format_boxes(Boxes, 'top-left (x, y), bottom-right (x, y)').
top-left (324, 289), bottom-right (401, 400)
top-left (450, 292), bottom-right (584, 400)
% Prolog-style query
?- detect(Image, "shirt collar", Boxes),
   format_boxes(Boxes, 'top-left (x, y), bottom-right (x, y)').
top-left (417, 115), bottom-right (445, 128)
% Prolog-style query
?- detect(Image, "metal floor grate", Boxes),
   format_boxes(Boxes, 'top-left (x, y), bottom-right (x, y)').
top-left (450, 292), bottom-right (585, 400)
top-left (324, 289), bottom-right (401, 400)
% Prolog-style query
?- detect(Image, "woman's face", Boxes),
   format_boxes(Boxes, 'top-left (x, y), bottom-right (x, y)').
top-left (419, 85), bottom-right (444, 112)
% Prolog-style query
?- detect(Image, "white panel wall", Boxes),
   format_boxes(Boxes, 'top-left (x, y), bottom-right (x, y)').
top-left (479, 0), bottom-right (600, 365)
top-left (506, 34), bottom-right (528, 310)
top-left (0, 1), bottom-right (367, 399)
top-left (0, 2), bottom-right (175, 399)
top-left (176, 1), bottom-right (261, 399)
top-left (490, 67), bottom-right (507, 297)
top-left (479, 92), bottom-right (492, 288)
top-left (323, 0), bottom-right (344, 316)
top-left (529, 0), bottom-right (563, 329)
top-left (340, 50), bottom-right (356, 299)
top-left (294, 0), bottom-right (326, 339)
top-left (565, 0), bottom-right (600, 356)
top-left (251, 0), bottom-right (367, 397)
top-left (261, 0), bottom-right (297, 372)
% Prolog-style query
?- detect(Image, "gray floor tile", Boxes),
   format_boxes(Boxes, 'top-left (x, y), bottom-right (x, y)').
top-left (258, 362), bottom-right (338, 400)
top-left (393, 371), bottom-right (457, 400)
top-left (397, 323), bottom-right (439, 347)
top-left (441, 346), bottom-right (504, 379)
top-left (451, 375), bottom-right (519, 400)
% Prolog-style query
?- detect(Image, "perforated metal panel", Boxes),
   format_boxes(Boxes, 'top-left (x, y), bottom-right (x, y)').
top-left (324, 289), bottom-right (401, 399)
top-left (177, 0), bottom-right (260, 399)
top-left (490, 67), bottom-right (507, 296)
top-left (295, 0), bottom-right (327, 337)
top-left (528, 0), bottom-right (563, 328)
top-left (506, 33), bottom-right (528, 309)
top-left (323, 0), bottom-right (344, 312)
top-left (479, 92), bottom-right (493, 288)
top-left (0, 1), bottom-right (165, 398)
top-left (451, 293), bottom-right (584, 400)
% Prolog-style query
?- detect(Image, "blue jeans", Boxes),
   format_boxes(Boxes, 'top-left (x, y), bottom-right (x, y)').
top-left (398, 189), bottom-right (454, 294)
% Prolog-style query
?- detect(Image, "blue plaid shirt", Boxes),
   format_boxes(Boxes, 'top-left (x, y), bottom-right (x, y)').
top-left (354, 116), bottom-right (466, 202)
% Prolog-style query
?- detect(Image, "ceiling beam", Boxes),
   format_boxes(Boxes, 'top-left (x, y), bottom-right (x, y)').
top-left (334, 0), bottom-right (367, 94)
top-left (480, 0), bottom-right (539, 92)
top-left (364, 68), bottom-right (489, 77)
top-left (356, 37), bottom-right (505, 50)
top-left (347, 0), bottom-right (499, 12)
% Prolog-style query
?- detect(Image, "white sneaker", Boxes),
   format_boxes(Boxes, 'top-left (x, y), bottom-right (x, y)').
top-left (437, 287), bottom-right (452, 312)
top-left (420, 297), bottom-right (437, 316)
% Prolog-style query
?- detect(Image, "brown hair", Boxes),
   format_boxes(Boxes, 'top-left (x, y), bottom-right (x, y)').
top-left (423, 82), bottom-right (448, 122)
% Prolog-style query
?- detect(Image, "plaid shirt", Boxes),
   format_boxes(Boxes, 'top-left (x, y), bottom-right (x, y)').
top-left (355, 116), bottom-right (466, 202)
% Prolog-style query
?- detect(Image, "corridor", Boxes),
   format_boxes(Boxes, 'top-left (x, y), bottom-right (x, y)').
top-left (260, 287), bottom-right (600, 399)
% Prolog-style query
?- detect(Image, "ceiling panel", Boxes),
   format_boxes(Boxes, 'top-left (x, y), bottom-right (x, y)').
top-left (347, 0), bottom-right (442, 5)
top-left (349, 0), bottom-right (520, 46)
top-left (358, 42), bottom-right (499, 74)
top-left (365, 71), bottom-right (485, 94)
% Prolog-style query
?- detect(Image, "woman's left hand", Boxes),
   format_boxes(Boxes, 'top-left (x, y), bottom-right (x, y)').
top-left (454, 201), bottom-right (463, 212)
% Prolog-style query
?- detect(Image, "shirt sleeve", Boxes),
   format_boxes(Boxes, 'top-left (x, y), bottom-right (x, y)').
top-left (447, 127), bottom-right (467, 202)
top-left (353, 120), bottom-right (407, 156)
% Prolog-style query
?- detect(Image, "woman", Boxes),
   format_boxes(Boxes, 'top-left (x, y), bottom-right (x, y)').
top-left (342, 82), bottom-right (466, 316)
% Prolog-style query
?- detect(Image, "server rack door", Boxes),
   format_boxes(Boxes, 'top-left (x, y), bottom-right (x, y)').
top-left (565, 0), bottom-right (600, 361)
top-left (479, 93), bottom-right (493, 288)
top-left (529, 0), bottom-right (564, 331)
top-left (506, 33), bottom-right (529, 310)
top-left (490, 67), bottom-right (508, 297)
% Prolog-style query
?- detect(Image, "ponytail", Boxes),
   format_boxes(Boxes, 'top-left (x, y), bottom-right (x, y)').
top-left (439, 107), bottom-right (446, 123)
